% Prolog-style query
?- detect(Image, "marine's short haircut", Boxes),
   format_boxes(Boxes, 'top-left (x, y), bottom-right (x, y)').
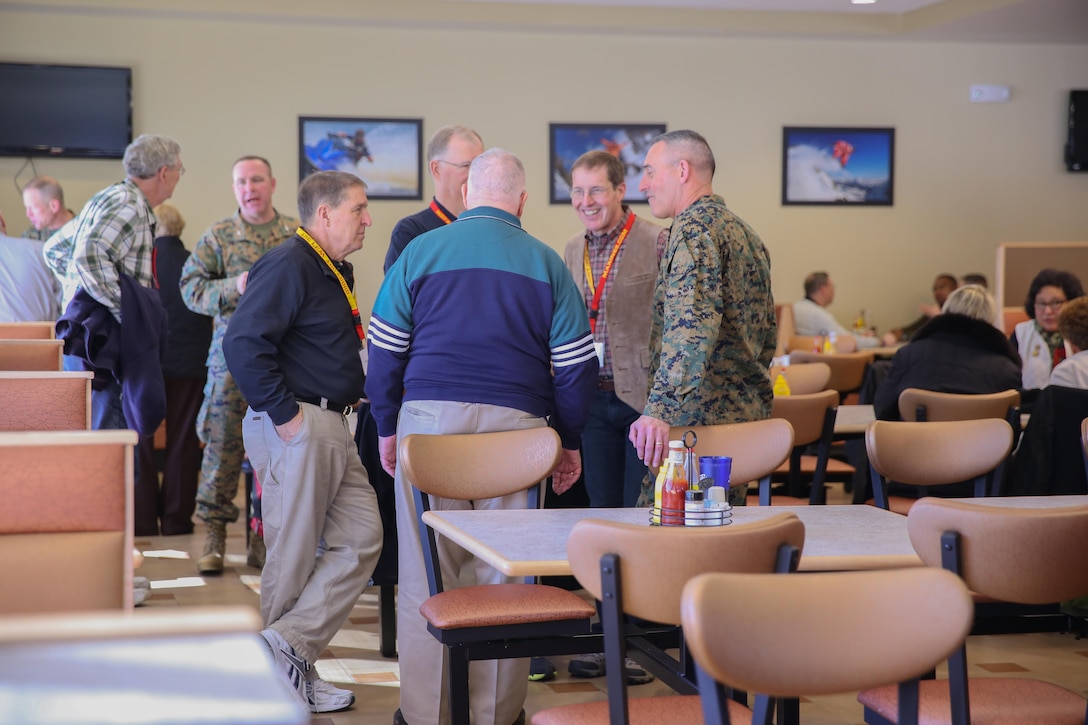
top-left (650, 129), bottom-right (716, 177)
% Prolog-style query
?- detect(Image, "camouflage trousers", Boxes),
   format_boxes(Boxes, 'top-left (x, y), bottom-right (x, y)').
top-left (194, 372), bottom-right (248, 524)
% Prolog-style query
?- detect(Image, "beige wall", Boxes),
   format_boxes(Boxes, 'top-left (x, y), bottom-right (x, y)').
top-left (1, 2), bottom-right (1086, 329)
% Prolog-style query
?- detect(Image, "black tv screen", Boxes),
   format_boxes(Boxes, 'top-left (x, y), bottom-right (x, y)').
top-left (0, 62), bottom-right (132, 159)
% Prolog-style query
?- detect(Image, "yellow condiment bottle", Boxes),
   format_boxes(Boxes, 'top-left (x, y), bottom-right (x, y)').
top-left (773, 373), bottom-right (791, 396)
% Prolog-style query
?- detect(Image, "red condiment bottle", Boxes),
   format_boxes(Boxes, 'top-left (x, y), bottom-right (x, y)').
top-left (660, 441), bottom-right (689, 526)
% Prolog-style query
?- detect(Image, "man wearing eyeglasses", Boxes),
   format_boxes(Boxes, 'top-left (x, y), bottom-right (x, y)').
top-left (383, 125), bottom-right (484, 272)
top-left (558, 150), bottom-right (664, 685)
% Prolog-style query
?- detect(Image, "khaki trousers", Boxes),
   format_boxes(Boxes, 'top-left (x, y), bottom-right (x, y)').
top-left (396, 401), bottom-right (543, 725)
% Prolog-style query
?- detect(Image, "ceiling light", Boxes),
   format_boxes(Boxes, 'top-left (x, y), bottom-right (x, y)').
top-left (852, 0), bottom-right (877, 4)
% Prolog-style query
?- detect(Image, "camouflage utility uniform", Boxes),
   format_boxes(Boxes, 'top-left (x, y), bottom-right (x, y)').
top-left (637, 194), bottom-right (776, 505)
top-left (179, 210), bottom-right (299, 529)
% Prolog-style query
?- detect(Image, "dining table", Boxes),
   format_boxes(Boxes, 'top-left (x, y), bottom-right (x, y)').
top-left (422, 503), bottom-right (920, 578)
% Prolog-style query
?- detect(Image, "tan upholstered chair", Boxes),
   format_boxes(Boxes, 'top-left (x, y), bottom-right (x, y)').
top-left (0, 371), bottom-right (92, 431)
top-left (0, 430), bottom-right (138, 613)
top-left (666, 419), bottom-right (794, 506)
top-left (789, 350), bottom-right (873, 402)
top-left (865, 419), bottom-right (1013, 515)
top-left (0, 339), bottom-right (64, 371)
top-left (897, 388), bottom-right (1020, 423)
top-left (860, 498), bottom-right (1088, 724)
top-left (0, 321), bottom-right (55, 340)
top-left (770, 361), bottom-right (832, 395)
top-left (682, 568), bottom-right (972, 725)
top-left (768, 389), bottom-right (853, 505)
top-left (531, 513), bottom-right (805, 725)
top-left (399, 428), bottom-right (595, 725)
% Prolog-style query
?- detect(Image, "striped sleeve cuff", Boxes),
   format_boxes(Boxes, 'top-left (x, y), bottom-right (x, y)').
top-left (367, 316), bottom-right (410, 354)
top-left (552, 333), bottom-right (597, 368)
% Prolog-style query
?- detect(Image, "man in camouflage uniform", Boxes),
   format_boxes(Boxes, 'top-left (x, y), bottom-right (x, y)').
top-left (630, 130), bottom-right (776, 502)
top-left (180, 156), bottom-right (299, 573)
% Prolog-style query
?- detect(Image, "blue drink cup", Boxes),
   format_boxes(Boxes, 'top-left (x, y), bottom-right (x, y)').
top-left (698, 456), bottom-right (732, 490)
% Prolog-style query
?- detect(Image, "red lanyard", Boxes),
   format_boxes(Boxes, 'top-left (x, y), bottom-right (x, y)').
top-left (430, 199), bottom-right (453, 225)
top-left (297, 227), bottom-right (365, 343)
top-left (582, 212), bottom-right (635, 334)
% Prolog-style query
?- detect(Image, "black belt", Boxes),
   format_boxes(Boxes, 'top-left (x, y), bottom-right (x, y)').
top-left (296, 396), bottom-right (358, 416)
top-left (597, 378), bottom-right (615, 392)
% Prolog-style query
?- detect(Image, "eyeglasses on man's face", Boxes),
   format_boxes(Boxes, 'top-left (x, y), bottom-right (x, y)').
top-left (569, 186), bottom-right (613, 201)
top-left (436, 159), bottom-right (473, 170)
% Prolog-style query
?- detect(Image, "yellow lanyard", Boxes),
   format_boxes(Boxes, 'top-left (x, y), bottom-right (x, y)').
top-left (297, 227), bottom-right (365, 343)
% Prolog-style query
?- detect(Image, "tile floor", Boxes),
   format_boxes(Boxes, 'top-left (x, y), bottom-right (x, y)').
top-left (135, 484), bottom-right (1088, 725)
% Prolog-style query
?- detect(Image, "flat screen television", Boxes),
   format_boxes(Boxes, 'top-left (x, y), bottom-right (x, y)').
top-left (0, 62), bottom-right (132, 159)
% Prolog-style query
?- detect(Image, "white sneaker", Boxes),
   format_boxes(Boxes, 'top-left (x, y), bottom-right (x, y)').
top-left (259, 628), bottom-right (310, 709)
top-left (305, 669), bottom-right (356, 713)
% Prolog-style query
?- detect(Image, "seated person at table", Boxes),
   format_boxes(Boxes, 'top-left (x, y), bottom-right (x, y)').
top-left (792, 271), bottom-right (878, 349)
top-left (1012, 268), bottom-right (1084, 393)
top-left (873, 285), bottom-right (1021, 421)
top-left (881, 273), bottom-right (958, 345)
top-left (1051, 296), bottom-right (1088, 389)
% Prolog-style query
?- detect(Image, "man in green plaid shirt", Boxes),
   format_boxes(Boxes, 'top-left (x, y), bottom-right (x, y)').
top-left (46, 134), bottom-right (184, 430)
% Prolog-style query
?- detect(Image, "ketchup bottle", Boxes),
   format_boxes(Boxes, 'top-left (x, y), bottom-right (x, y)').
top-left (660, 441), bottom-right (689, 526)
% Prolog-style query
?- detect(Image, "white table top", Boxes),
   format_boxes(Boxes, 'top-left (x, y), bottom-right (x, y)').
top-left (0, 630), bottom-right (308, 724)
top-left (424, 504), bottom-right (920, 577)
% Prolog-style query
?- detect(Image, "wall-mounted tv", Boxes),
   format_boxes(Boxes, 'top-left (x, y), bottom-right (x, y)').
top-left (0, 62), bottom-right (132, 159)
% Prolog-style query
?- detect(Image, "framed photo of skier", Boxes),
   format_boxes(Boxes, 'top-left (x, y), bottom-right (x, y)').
top-left (781, 126), bottom-right (895, 206)
top-left (298, 116), bottom-right (423, 200)
top-left (548, 122), bottom-right (666, 204)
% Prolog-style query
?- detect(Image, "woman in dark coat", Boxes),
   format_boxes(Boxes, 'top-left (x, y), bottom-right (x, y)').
top-left (874, 285), bottom-right (1022, 421)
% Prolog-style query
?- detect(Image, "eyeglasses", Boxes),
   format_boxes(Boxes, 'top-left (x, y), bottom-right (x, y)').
top-left (1034, 299), bottom-right (1067, 311)
top-left (436, 159), bottom-right (473, 170)
top-left (175, 164), bottom-right (186, 177)
top-left (569, 186), bottom-right (612, 201)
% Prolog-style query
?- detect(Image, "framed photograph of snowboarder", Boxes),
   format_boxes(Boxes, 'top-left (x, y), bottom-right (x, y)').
top-left (299, 116), bottom-right (423, 200)
top-left (782, 126), bottom-right (895, 206)
top-left (548, 122), bottom-right (666, 204)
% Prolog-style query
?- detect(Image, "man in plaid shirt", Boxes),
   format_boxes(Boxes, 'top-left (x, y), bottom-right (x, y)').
top-left (47, 134), bottom-right (184, 429)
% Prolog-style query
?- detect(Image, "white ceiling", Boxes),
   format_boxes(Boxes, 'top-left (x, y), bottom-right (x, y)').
top-left (466, 0), bottom-right (947, 12)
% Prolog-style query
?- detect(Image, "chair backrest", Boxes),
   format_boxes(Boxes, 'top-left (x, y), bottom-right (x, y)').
top-left (667, 418), bottom-right (794, 488)
top-left (866, 419), bottom-right (1013, 488)
top-left (0, 339), bottom-right (64, 371)
top-left (770, 362), bottom-right (832, 395)
top-left (788, 350), bottom-right (873, 395)
top-left (897, 388), bottom-right (1020, 422)
top-left (0, 430), bottom-right (137, 613)
top-left (399, 427), bottom-right (561, 501)
top-left (682, 568), bottom-right (971, 696)
top-left (567, 513), bottom-right (805, 625)
top-left (907, 497), bottom-right (1088, 604)
top-left (774, 304), bottom-right (795, 357)
top-left (770, 388), bottom-right (838, 447)
top-left (0, 321), bottom-right (55, 340)
top-left (0, 371), bottom-right (93, 431)
top-left (1001, 307), bottom-right (1029, 335)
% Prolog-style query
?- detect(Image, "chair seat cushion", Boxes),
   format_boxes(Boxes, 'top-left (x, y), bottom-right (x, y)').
top-left (530, 694), bottom-right (751, 725)
top-left (859, 677), bottom-right (1086, 724)
top-left (420, 583), bottom-right (595, 630)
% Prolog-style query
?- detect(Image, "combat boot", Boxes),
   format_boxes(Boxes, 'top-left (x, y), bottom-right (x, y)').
top-left (247, 532), bottom-right (266, 569)
top-left (197, 520), bottom-right (227, 574)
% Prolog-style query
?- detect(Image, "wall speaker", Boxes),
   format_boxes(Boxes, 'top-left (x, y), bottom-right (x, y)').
top-left (1066, 90), bottom-right (1088, 172)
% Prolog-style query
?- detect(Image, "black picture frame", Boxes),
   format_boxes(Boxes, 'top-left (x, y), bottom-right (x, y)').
top-left (782, 126), bottom-right (895, 206)
top-left (299, 116), bottom-right (423, 200)
top-left (548, 122), bottom-right (666, 204)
